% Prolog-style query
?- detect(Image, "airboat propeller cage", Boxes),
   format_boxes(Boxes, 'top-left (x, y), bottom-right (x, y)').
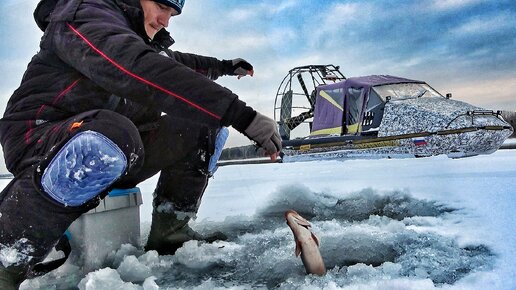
top-left (274, 65), bottom-right (346, 140)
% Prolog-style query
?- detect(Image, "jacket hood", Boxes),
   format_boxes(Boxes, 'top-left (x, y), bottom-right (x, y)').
top-left (34, 0), bottom-right (58, 31)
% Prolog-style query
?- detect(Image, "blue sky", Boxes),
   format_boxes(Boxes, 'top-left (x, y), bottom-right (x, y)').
top-left (0, 0), bottom-right (515, 148)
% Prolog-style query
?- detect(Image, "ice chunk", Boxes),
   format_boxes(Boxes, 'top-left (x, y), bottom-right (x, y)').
top-left (138, 250), bottom-right (160, 266)
top-left (142, 276), bottom-right (159, 290)
top-left (105, 243), bottom-right (144, 268)
top-left (77, 268), bottom-right (140, 290)
top-left (117, 255), bottom-right (152, 283)
top-left (173, 240), bottom-right (243, 269)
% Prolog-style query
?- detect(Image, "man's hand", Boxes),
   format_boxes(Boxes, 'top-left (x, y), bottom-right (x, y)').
top-left (225, 58), bottom-right (254, 79)
top-left (244, 112), bottom-right (282, 160)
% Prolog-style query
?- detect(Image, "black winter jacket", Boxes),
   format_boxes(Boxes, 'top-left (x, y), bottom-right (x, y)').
top-left (0, 0), bottom-right (254, 172)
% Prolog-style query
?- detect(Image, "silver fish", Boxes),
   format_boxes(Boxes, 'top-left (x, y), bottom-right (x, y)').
top-left (285, 210), bottom-right (326, 275)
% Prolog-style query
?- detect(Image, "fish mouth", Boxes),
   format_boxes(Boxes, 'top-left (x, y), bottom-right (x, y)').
top-left (285, 210), bottom-right (311, 228)
top-left (284, 209), bottom-right (298, 218)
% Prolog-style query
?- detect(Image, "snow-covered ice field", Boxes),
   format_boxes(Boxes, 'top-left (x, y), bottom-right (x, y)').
top-left (9, 148), bottom-right (516, 289)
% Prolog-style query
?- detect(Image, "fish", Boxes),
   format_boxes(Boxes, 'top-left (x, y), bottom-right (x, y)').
top-left (284, 210), bottom-right (326, 275)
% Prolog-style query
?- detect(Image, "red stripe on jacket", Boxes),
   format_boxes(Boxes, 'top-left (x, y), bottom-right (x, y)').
top-left (66, 23), bottom-right (221, 120)
top-left (26, 78), bottom-right (82, 144)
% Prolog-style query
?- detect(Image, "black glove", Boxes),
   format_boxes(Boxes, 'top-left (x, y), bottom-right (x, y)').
top-left (222, 99), bottom-right (281, 159)
top-left (244, 112), bottom-right (282, 156)
top-left (223, 58), bottom-right (254, 78)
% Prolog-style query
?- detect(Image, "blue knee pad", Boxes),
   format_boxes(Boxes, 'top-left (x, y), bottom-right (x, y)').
top-left (41, 130), bottom-right (127, 206)
top-left (208, 127), bottom-right (229, 174)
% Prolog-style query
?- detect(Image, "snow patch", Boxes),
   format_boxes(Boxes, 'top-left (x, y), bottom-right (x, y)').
top-left (173, 240), bottom-right (243, 269)
top-left (155, 202), bottom-right (174, 214)
top-left (77, 268), bottom-right (139, 290)
top-left (0, 238), bottom-right (34, 267)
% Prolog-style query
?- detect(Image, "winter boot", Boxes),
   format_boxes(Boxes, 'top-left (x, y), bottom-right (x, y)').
top-left (0, 266), bottom-right (23, 290)
top-left (145, 210), bottom-right (227, 255)
top-left (0, 166), bottom-right (91, 289)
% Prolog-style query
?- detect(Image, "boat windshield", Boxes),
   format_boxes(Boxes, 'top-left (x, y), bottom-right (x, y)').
top-left (372, 83), bottom-right (442, 101)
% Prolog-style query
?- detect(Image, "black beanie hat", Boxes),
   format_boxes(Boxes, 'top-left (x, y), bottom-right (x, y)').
top-left (152, 0), bottom-right (185, 14)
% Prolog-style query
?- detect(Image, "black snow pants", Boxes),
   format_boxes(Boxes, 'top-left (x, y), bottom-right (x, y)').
top-left (0, 109), bottom-right (217, 280)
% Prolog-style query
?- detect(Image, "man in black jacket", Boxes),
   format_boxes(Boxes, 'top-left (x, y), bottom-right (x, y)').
top-left (0, 0), bottom-right (281, 288)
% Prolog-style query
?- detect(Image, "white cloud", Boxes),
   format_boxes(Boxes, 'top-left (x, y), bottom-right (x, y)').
top-left (441, 75), bottom-right (516, 110)
top-left (225, 0), bottom-right (299, 23)
top-left (431, 0), bottom-right (483, 10)
top-left (0, 0), bottom-right (41, 111)
top-left (2, 0), bottom-right (37, 8)
top-left (173, 2), bottom-right (300, 57)
top-left (227, 8), bottom-right (257, 22)
top-left (319, 2), bottom-right (362, 31)
top-left (219, 28), bottom-right (296, 55)
top-left (304, 2), bottom-right (374, 53)
top-left (270, 0), bottom-right (299, 14)
top-left (451, 13), bottom-right (516, 35)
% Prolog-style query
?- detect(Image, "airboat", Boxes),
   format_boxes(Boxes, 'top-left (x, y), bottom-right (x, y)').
top-left (220, 65), bottom-right (513, 163)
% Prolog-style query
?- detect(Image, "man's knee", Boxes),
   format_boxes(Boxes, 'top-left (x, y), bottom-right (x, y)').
top-left (80, 110), bottom-right (143, 158)
top-left (40, 130), bottom-right (127, 206)
top-left (208, 127), bottom-right (229, 174)
top-left (155, 116), bottom-right (227, 172)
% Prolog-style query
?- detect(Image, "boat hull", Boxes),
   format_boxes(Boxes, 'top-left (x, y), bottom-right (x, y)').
top-left (283, 96), bottom-right (513, 162)
top-left (283, 126), bottom-right (512, 162)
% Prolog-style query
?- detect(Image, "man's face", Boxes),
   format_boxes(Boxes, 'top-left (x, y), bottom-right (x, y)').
top-left (140, 0), bottom-right (179, 40)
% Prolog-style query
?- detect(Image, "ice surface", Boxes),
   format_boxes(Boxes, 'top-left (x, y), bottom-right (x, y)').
top-left (5, 150), bottom-right (516, 289)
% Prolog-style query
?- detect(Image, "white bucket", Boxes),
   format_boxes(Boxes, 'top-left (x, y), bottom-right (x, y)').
top-left (66, 188), bottom-right (143, 272)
